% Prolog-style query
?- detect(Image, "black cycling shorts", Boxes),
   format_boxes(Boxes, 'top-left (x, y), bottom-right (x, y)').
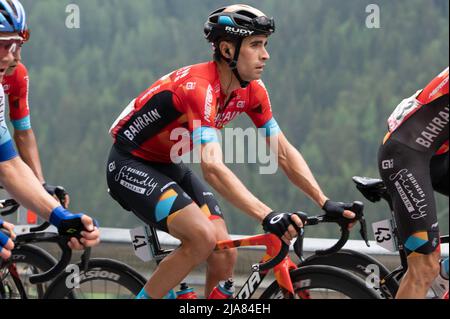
top-left (106, 145), bottom-right (224, 232)
top-left (378, 95), bottom-right (449, 256)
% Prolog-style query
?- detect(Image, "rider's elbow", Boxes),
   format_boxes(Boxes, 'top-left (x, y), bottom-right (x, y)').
top-left (201, 161), bottom-right (225, 183)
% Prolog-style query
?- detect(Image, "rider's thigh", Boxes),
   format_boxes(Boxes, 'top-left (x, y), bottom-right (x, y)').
top-left (378, 139), bottom-right (440, 256)
top-left (430, 152), bottom-right (449, 196)
top-left (175, 163), bottom-right (226, 221)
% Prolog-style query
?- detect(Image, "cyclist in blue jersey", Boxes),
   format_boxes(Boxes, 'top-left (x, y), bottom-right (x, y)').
top-left (0, 0), bottom-right (99, 260)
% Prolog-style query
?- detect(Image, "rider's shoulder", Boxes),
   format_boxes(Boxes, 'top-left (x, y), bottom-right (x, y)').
top-left (10, 62), bottom-right (28, 79)
top-left (4, 62), bottom-right (28, 83)
top-left (246, 79), bottom-right (271, 101)
top-left (170, 62), bottom-right (218, 92)
top-left (248, 79), bottom-right (268, 90)
top-left (416, 66), bottom-right (449, 104)
top-left (15, 62), bottom-right (28, 74)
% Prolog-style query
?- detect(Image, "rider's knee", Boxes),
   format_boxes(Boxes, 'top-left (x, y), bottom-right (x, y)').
top-left (184, 226), bottom-right (216, 261)
top-left (225, 248), bottom-right (238, 265)
top-left (209, 248), bottom-right (238, 268)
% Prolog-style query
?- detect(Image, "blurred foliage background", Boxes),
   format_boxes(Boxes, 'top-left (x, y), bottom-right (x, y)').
top-left (11, 0), bottom-right (448, 238)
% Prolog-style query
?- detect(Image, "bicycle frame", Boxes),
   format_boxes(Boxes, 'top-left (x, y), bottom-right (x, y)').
top-left (138, 202), bottom-right (367, 299)
top-left (215, 233), bottom-right (298, 298)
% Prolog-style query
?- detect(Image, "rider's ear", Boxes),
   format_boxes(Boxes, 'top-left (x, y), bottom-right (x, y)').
top-left (220, 42), bottom-right (233, 58)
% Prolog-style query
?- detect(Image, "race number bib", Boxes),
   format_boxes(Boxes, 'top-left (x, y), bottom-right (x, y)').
top-left (130, 226), bottom-right (153, 262)
top-left (387, 90), bottom-right (423, 132)
top-left (372, 219), bottom-right (398, 252)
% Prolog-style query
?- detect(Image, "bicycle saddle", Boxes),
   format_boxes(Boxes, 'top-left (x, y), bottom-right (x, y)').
top-left (352, 176), bottom-right (388, 203)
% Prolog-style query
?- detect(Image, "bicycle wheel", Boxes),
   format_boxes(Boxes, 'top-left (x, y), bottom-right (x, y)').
top-left (260, 265), bottom-right (381, 299)
top-left (44, 258), bottom-right (146, 299)
top-left (1, 244), bottom-right (57, 299)
top-left (301, 249), bottom-right (399, 298)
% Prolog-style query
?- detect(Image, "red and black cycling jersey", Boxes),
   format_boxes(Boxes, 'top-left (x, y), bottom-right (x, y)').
top-left (2, 62), bottom-right (31, 131)
top-left (384, 66), bottom-right (449, 154)
top-left (378, 67), bottom-right (449, 256)
top-left (109, 61), bottom-right (280, 163)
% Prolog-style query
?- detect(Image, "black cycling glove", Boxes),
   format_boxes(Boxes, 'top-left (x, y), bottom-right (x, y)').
top-left (49, 206), bottom-right (99, 238)
top-left (262, 211), bottom-right (296, 238)
top-left (322, 200), bottom-right (351, 218)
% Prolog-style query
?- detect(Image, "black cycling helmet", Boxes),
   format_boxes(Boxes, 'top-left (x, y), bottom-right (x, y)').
top-left (204, 4), bottom-right (275, 88)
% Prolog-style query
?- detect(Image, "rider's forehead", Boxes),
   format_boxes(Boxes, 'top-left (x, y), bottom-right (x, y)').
top-left (244, 35), bottom-right (269, 43)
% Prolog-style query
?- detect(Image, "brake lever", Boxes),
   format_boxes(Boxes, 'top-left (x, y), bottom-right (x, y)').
top-left (359, 217), bottom-right (370, 247)
top-left (0, 199), bottom-right (20, 216)
top-left (80, 247), bottom-right (91, 272)
top-left (54, 186), bottom-right (68, 207)
top-left (347, 201), bottom-right (370, 247)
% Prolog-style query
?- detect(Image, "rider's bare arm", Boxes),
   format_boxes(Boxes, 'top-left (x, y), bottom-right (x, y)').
top-left (271, 133), bottom-right (355, 220)
top-left (273, 132), bottom-right (328, 207)
top-left (0, 156), bottom-right (58, 219)
top-left (200, 141), bottom-right (272, 221)
top-left (13, 128), bottom-right (45, 183)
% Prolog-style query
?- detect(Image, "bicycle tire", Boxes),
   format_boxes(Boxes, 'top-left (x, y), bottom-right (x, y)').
top-left (260, 265), bottom-right (381, 299)
top-left (301, 249), bottom-right (399, 298)
top-left (43, 258), bottom-right (146, 299)
top-left (3, 244), bottom-right (58, 299)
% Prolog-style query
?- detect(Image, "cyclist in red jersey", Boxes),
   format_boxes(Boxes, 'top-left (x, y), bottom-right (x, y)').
top-left (378, 67), bottom-right (449, 298)
top-left (2, 28), bottom-right (70, 206)
top-left (107, 4), bottom-right (357, 299)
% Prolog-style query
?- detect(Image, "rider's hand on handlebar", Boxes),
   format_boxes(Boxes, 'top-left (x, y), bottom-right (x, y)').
top-left (68, 215), bottom-right (100, 250)
top-left (322, 200), bottom-right (356, 230)
top-left (262, 211), bottom-right (304, 245)
top-left (49, 206), bottom-right (100, 250)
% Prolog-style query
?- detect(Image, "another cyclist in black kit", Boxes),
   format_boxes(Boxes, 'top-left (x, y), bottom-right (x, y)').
top-left (378, 67), bottom-right (449, 298)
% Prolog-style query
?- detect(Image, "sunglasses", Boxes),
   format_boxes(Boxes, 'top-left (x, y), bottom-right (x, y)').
top-left (0, 39), bottom-right (22, 53)
top-left (216, 13), bottom-right (275, 34)
top-left (251, 16), bottom-right (275, 33)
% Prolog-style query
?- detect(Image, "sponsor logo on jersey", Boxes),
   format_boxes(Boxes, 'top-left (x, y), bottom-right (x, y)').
top-left (186, 82), bottom-right (196, 90)
top-left (138, 85), bottom-right (161, 104)
top-left (415, 106), bottom-right (449, 149)
top-left (215, 110), bottom-right (241, 127)
top-left (204, 85), bottom-right (214, 123)
top-left (381, 159), bottom-right (394, 170)
top-left (429, 75), bottom-right (449, 100)
top-left (115, 166), bottom-right (159, 196)
top-left (108, 161), bottom-right (116, 172)
top-left (123, 109), bottom-right (162, 141)
top-left (174, 67), bottom-right (191, 82)
top-left (389, 169), bottom-right (427, 220)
